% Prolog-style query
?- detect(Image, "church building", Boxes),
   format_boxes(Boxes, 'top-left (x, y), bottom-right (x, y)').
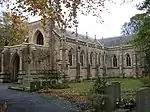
top-left (0, 20), bottom-right (146, 83)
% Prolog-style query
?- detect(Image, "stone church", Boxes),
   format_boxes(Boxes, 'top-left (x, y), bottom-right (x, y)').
top-left (0, 20), bottom-right (146, 83)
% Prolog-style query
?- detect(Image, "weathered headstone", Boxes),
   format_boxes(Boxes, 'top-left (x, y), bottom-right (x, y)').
top-left (36, 81), bottom-right (41, 90)
top-left (104, 82), bottom-right (121, 112)
top-left (47, 81), bottom-right (51, 87)
top-left (112, 82), bottom-right (121, 102)
top-left (104, 84), bottom-right (116, 112)
top-left (30, 81), bottom-right (37, 92)
top-left (51, 79), bottom-right (57, 85)
top-left (136, 88), bottom-right (150, 112)
top-left (42, 81), bottom-right (46, 87)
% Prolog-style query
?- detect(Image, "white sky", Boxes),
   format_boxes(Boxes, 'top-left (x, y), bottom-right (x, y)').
top-left (76, 0), bottom-right (144, 39)
top-left (1, 0), bottom-right (144, 39)
top-left (29, 0), bottom-right (143, 39)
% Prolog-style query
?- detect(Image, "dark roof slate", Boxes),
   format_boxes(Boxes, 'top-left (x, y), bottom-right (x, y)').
top-left (54, 28), bottom-right (98, 44)
top-left (98, 35), bottom-right (133, 47)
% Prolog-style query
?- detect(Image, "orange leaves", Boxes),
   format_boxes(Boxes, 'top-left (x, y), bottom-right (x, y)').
top-left (1, 12), bottom-right (29, 45)
top-left (1, 0), bottom-right (113, 31)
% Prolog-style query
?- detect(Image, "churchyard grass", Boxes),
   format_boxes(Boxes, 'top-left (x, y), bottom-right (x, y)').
top-left (37, 78), bottom-right (143, 103)
top-left (69, 78), bottom-right (143, 93)
top-left (37, 78), bottom-right (143, 111)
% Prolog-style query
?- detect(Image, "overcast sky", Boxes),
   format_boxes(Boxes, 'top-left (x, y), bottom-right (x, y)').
top-left (29, 0), bottom-right (143, 39)
top-left (1, 0), bottom-right (144, 39)
top-left (76, 1), bottom-right (143, 39)
top-left (77, 0), bottom-right (144, 39)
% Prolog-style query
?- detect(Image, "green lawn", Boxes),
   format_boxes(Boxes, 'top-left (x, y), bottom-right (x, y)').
top-left (69, 78), bottom-right (143, 92)
top-left (107, 78), bottom-right (143, 90)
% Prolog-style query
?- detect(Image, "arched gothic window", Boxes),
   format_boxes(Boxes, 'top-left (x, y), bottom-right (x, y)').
top-left (113, 55), bottom-right (117, 67)
top-left (126, 53), bottom-right (131, 66)
top-left (90, 52), bottom-right (94, 65)
top-left (36, 32), bottom-right (44, 45)
top-left (80, 51), bottom-right (85, 66)
top-left (68, 48), bottom-right (74, 66)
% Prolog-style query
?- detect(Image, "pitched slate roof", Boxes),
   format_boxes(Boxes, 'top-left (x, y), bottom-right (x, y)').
top-left (54, 28), bottom-right (100, 44)
top-left (98, 35), bottom-right (133, 47)
top-left (54, 28), bottom-right (133, 47)
top-left (64, 30), bottom-right (133, 47)
top-left (29, 20), bottom-right (133, 47)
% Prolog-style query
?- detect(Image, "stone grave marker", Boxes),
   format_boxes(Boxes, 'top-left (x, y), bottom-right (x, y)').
top-left (112, 82), bottom-right (121, 102)
top-left (104, 82), bottom-right (121, 112)
top-left (36, 81), bottom-right (41, 90)
top-left (51, 79), bottom-right (57, 85)
top-left (42, 81), bottom-right (46, 87)
top-left (30, 81), bottom-right (37, 92)
top-left (136, 87), bottom-right (150, 112)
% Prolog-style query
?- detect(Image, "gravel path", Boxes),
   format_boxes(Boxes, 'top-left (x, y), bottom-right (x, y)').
top-left (0, 83), bottom-right (73, 112)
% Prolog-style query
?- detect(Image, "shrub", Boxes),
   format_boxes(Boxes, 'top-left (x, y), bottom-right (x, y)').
top-left (120, 95), bottom-right (136, 110)
top-left (91, 77), bottom-right (96, 81)
top-left (49, 83), bottom-right (70, 89)
top-left (87, 77), bottom-right (109, 111)
top-left (92, 77), bottom-right (107, 94)
top-left (40, 81), bottom-right (51, 90)
top-left (87, 92), bottom-right (110, 112)
top-left (40, 85), bottom-right (48, 90)
top-left (70, 79), bottom-right (82, 83)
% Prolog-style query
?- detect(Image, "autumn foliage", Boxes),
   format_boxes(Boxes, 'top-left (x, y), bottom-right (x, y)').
top-left (0, 12), bottom-right (29, 46)
top-left (1, 0), bottom-right (114, 31)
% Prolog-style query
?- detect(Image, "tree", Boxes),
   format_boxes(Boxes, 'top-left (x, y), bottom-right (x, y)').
top-left (0, 0), bottom-right (114, 30)
top-left (121, 13), bottom-right (146, 36)
top-left (121, 0), bottom-right (150, 36)
top-left (0, 12), bottom-right (28, 46)
top-left (121, 0), bottom-right (150, 73)
top-left (134, 0), bottom-right (150, 69)
top-left (137, 0), bottom-right (150, 13)
top-left (133, 15), bottom-right (150, 63)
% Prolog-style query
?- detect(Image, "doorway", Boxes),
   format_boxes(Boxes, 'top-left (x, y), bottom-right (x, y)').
top-left (11, 54), bottom-right (20, 82)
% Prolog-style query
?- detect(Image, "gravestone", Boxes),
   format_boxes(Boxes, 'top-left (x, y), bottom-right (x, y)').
top-left (47, 81), bottom-right (51, 87)
top-left (104, 82), bottom-right (121, 112)
top-left (51, 79), bottom-right (57, 85)
top-left (136, 88), bottom-right (150, 112)
top-left (42, 81), bottom-right (46, 87)
top-left (30, 81), bottom-right (37, 92)
top-left (112, 82), bottom-right (121, 102)
top-left (36, 81), bottom-right (41, 90)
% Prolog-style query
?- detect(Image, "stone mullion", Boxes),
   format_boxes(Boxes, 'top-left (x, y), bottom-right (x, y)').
top-left (96, 53), bottom-right (99, 65)
top-left (19, 50), bottom-right (23, 73)
top-left (119, 52), bottom-right (123, 76)
top-left (103, 51), bottom-right (107, 76)
top-left (133, 52), bottom-right (138, 77)
top-left (133, 53), bottom-right (136, 66)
